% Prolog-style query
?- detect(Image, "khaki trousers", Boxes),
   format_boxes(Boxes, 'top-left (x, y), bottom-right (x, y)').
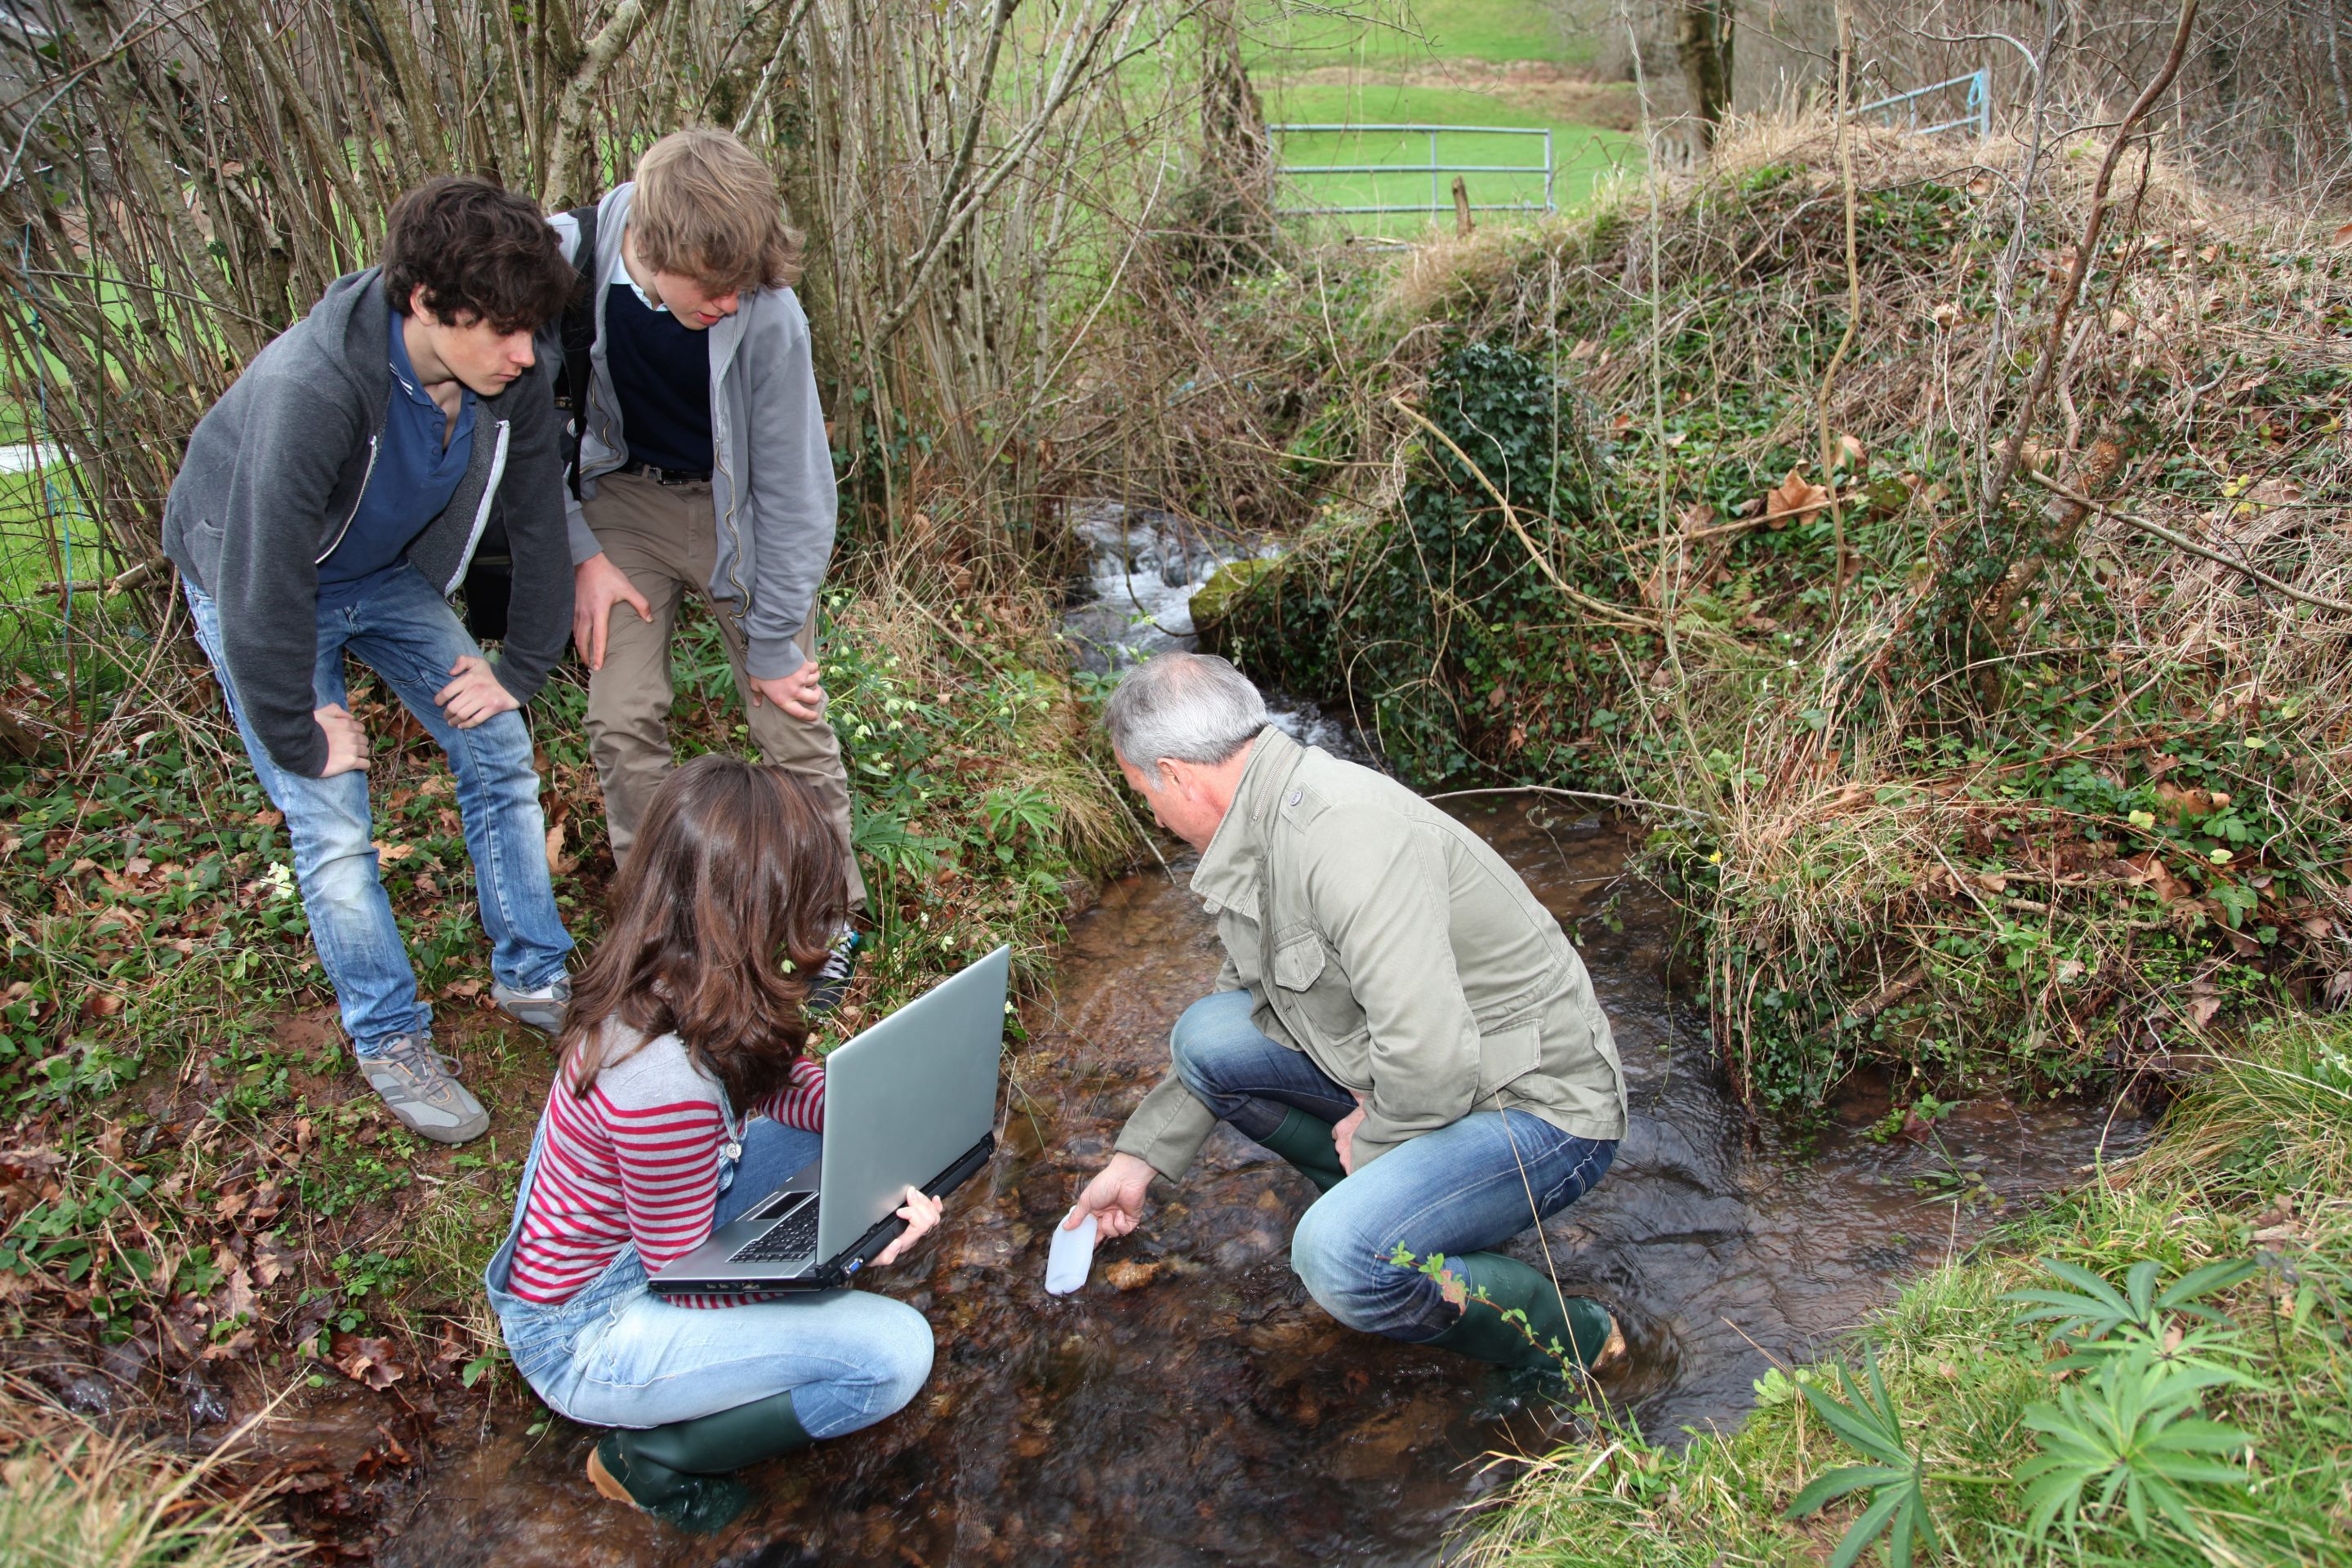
top-left (581, 470), bottom-right (866, 908)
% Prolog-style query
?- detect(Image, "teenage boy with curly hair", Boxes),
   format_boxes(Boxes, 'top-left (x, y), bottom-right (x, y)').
top-left (553, 128), bottom-right (862, 995)
top-left (162, 176), bottom-right (581, 1145)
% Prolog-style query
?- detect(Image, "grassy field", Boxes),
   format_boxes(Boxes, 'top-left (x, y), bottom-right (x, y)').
top-left (1246, 0), bottom-right (1593, 68)
top-left (1268, 85), bottom-right (1640, 230)
top-left (1248, 0), bottom-right (1638, 237)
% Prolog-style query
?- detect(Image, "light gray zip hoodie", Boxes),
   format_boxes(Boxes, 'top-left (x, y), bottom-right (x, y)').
top-left (551, 185), bottom-right (840, 679)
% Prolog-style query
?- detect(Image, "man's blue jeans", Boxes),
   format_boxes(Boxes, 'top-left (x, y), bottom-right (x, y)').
top-left (185, 569), bottom-right (572, 1056)
top-left (1171, 989), bottom-right (1615, 1343)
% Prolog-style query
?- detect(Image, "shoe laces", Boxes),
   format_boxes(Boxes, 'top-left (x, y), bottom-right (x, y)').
top-left (380, 1033), bottom-right (460, 1080)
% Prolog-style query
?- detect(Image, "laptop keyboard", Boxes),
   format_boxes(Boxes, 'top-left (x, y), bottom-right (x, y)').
top-left (730, 1207), bottom-right (818, 1264)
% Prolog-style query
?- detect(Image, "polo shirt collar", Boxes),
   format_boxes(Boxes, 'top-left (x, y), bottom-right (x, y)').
top-left (388, 309), bottom-right (472, 415)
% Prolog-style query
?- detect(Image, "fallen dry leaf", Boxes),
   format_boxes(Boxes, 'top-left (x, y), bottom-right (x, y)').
top-left (2336, 220), bottom-right (2352, 248)
top-left (1763, 469), bottom-right (1833, 527)
top-left (1101, 1260), bottom-right (1163, 1292)
top-left (545, 821), bottom-right (577, 877)
top-left (215, 1264), bottom-right (256, 1323)
top-left (330, 1333), bottom-right (410, 1390)
top-left (2124, 851), bottom-right (2189, 904)
top-left (2153, 782), bottom-right (2223, 822)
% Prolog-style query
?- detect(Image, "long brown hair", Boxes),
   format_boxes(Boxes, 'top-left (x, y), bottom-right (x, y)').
top-left (559, 755), bottom-right (847, 1108)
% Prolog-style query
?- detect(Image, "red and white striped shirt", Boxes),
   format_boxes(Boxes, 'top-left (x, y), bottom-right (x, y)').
top-left (506, 1026), bottom-right (825, 1307)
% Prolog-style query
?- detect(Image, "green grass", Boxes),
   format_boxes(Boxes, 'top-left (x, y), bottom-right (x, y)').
top-left (1247, 0), bottom-right (1590, 68)
top-left (1468, 1016), bottom-right (2352, 1566)
top-left (1268, 84), bottom-right (1639, 234)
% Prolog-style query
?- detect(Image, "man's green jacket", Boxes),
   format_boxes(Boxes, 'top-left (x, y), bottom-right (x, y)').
top-left (1114, 726), bottom-right (1627, 1180)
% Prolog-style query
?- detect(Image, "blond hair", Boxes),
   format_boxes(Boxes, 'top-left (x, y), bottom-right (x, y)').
top-left (630, 128), bottom-right (802, 293)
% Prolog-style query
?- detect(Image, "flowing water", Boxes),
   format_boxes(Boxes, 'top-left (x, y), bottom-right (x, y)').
top-left (351, 806), bottom-right (2139, 1567)
top-left (294, 504), bottom-right (2139, 1564)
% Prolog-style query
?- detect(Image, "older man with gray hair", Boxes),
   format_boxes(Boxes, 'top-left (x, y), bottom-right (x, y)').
top-left (1066, 652), bottom-right (1629, 1374)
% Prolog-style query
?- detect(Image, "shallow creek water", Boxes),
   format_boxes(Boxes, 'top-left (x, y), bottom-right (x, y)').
top-left (349, 804), bottom-right (2140, 1567)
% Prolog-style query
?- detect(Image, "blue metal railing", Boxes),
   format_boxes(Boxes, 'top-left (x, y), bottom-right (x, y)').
top-left (1851, 69), bottom-right (1991, 138)
top-left (1267, 123), bottom-right (1556, 216)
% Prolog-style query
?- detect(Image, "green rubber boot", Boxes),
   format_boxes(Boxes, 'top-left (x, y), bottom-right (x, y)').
top-left (586, 1389), bottom-right (815, 1534)
top-left (1255, 1106), bottom-right (1346, 1193)
top-left (1419, 1250), bottom-right (1621, 1376)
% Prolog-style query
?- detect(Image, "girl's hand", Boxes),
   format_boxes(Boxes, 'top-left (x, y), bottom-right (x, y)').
top-left (871, 1184), bottom-right (942, 1267)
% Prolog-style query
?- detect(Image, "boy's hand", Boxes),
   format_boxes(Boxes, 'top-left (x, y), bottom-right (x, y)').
top-left (436, 655), bottom-right (519, 729)
top-left (748, 657), bottom-right (825, 723)
top-left (572, 552), bottom-right (652, 670)
top-left (315, 703), bottom-right (370, 777)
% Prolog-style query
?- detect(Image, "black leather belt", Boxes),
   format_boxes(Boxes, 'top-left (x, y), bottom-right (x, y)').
top-left (618, 458), bottom-right (712, 486)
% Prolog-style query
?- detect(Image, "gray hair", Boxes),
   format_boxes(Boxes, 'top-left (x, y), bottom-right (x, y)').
top-left (1103, 653), bottom-right (1267, 786)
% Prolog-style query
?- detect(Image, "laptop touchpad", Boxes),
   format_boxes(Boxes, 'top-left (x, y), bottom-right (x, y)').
top-left (743, 1189), bottom-right (813, 1223)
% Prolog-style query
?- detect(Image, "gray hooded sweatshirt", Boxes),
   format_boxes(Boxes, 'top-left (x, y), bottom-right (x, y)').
top-left (551, 185), bottom-right (840, 680)
top-left (161, 270), bottom-right (572, 778)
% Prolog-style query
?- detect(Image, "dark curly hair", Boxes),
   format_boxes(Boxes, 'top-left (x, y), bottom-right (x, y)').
top-left (381, 176), bottom-right (577, 334)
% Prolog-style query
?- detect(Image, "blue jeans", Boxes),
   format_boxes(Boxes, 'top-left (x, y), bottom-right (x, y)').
top-left (184, 570), bottom-right (572, 1055)
top-left (1172, 989), bottom-right (1615, 1343)
top-left (486, 1117), bottom-right (934, 1440)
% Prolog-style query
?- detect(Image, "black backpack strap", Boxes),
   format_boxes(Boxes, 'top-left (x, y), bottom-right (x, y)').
top-left (559, 202), bottom-right (601, 501)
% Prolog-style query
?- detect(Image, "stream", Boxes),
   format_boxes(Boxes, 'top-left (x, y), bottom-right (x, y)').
top-left (314, 504), bottom-right (2141, 1566)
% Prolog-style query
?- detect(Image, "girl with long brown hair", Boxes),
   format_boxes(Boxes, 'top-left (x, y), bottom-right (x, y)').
top-left (482, 755), bottom-right (939, 1532)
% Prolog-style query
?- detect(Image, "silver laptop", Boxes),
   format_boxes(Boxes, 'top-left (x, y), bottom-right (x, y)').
top-left (648, 945), bottom-right (1009, 1296)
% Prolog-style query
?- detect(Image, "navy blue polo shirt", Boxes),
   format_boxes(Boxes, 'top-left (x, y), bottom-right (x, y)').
top-left (318, 310), bottom-right (477, 611)
top-left (604, 279), bottom-right (714, 475)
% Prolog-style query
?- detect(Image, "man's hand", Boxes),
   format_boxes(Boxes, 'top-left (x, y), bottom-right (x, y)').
top-left (436, 655), bottom-right (520, 729)
top-left (572, 552), bottom-right (652, 670)
top-left (871, 1183), bottom-right (943, 1267)
top-left (1067, 1152), bottom-right (1156, 1241)
top-left (1334, 1089), bottom-right (1370, 1174)
top-left (316, 703), bottom-right (370, 777)
top-left (748, 656), bottom-right (825, 724)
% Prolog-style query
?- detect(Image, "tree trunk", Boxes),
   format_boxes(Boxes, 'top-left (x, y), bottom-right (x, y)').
top-left (1676, 0), bottom-right (1735, 149)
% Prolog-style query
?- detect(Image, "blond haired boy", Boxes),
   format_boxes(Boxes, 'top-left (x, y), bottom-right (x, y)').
top-left (555, 128), bottom-right (864, 983)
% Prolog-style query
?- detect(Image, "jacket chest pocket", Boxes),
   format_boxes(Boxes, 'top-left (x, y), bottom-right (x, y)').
top-left (1267, 926), bottom-right (1365, 1045)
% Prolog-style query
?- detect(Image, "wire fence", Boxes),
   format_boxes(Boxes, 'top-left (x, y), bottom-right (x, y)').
top-left (1851, 69), bottom-right (1993, 138)
top-left (1269, 123), bottom-right (1557, 216)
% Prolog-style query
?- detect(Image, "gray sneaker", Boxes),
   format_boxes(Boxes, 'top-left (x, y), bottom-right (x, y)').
top-left (358, 1034), bottom-right (490, 1145)
top-left (492, 974), bottom-right (571, 1036)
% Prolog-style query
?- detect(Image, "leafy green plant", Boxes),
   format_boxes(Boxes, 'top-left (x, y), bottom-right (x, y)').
top-left (2016, 1347), bottom-right (2256, 1544)
top-left (2003, 1256), bottom-right (2259, 1375)
top-left (1782, 1348), bottom-right (1940, 1568)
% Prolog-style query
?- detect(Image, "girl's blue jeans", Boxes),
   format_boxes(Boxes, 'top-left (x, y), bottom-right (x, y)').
top-left (184, 572), bottom-right (572, 1055)
top-left (1171, 989), bottom-right (1615, 1343)
top-left (485, 1118), bottom-right (934, 1440)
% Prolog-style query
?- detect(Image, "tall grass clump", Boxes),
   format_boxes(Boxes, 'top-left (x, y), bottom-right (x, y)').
top-left (0, 1386), bottom-right (300, 1568)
